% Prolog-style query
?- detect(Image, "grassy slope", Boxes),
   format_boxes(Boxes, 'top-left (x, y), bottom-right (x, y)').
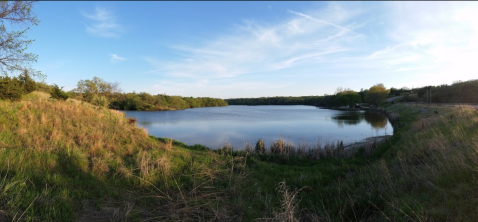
top-left (0, 92), bottom-right (245, 221)
top-left (1, 92), bottom-right (478, 221)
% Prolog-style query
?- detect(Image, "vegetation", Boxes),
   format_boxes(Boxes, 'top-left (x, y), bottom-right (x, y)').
top-left (49, 84), bottom-right (69, 101)
top-left (0, 70), bottom-right (37, 101)
top-left (403, 79), bottom-right (478, 104)
top-left (69, 76), bottom-right (228, 110)
top-left (0, 92), bottom-right (242, 221)
top-left (1, 90), bottom-right (478, 221)
top-left (3, 2), bottom-right (478, 220)
top-left (365, 83), bottom-right (389, 105)
top-left (0, 1), bottom-right (43, 79)
top-left (226, 92), bottom-right (363, 108)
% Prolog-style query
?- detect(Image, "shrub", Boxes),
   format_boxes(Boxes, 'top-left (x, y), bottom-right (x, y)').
top-left (0, 76), bottom-right (24, 101)
top-left (19, 69), bottom-right (37, 94)
top-left (255, 139), bottom-right (265, 154)
top-left (50, 84), bottom-right (69, 101)
top-left (91, 95), bottom-right (109, 108)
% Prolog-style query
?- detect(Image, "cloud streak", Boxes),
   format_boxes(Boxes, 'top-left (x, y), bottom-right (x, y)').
top-left (146, 3), bottom-right (363, 80)
top-left (143, 2), bottom-right (478, 97)
top-left (287, 10), bottom-right (354, 33)
top-left (110, 54), bottom-right (126, 63)
top-left (82, 7), bottom-right (125, 37)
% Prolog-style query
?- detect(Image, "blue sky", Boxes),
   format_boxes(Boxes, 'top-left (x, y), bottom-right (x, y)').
top-left (27, 1), bottom-right (478, 99)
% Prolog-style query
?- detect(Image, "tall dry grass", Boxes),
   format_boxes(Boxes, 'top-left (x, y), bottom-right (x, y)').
top-left (0, 91), bottom-right (250, 221)
top-left (322, 104), bottom-right (478, 221)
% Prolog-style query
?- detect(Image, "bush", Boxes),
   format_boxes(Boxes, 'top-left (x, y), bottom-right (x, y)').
top-left (91, 95), bottom-right (109, 108)
top-left (19, 69), bottom-right (37, 94)
top-left (0, 76), bottom-right (24, 101)
top-left (50, 84), bottom-right (69, 101)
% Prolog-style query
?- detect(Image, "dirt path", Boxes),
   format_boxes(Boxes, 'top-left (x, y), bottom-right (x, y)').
top-left (386, 95), bottom-right (403, 102)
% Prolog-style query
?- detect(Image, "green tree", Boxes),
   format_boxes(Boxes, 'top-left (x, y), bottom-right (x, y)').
top-left (0, 1), bottom-right (42, 78)
top-left (336, 90), bottom-right (361, 107)
top-left (123, 93), bottom-right (143, 110)
top-left (91, 95), bottom-right (109, 108)
top-left (0, 76), bottom-right (23, 100)
top-left (50, 84), bottom-right (69, 101)
top-left (73, 76), bottom-right (121, 102)
top-left (365, 83), bottom-right (388, 105)
top-left (18, 69), bottom-right (36, 93)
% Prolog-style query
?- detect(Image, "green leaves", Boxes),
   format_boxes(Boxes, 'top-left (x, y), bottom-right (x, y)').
top-left (50, 84), bottom-right (69, 101)
top-left (0, 1), bottom-right (40, 78)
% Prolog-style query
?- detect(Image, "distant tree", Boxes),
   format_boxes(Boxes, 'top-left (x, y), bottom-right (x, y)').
top-left (123, 93), bottom-right (143, 110)
top-left (0, 1), bottom-right (43, 79)
top-left (336, 91), bottom-right (361, 107)
top-left (365, 83), bottom-right (388, 105)
top-left (18, 69), bottom-right (36, 93)
top-left (50, 84), bottom-right (69, 101)
top-left (73, 76), bottom-right (121, 102)
top-left (389, 87), bottom-right (400, 97)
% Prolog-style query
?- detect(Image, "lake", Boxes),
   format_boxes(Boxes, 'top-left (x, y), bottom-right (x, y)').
top-left (122, 105), bottom-right (393, 149)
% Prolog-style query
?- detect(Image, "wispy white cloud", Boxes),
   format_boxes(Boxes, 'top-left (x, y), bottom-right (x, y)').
top-left (150, 79), bottom-right (292, 98)
top-left (144, 2), bottom-right (478, 97)
top-left (82, 7), bottom-right (125, 37)
top-left (287, 10), bottom-right (354, 33)
top-left (109, 54), bottom-right (126, 63)
top-left (145, 3), bottom-right (364, 80)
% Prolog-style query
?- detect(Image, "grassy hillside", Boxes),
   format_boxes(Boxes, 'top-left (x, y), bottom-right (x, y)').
top-left (0, 91), bottom-right (244, 221)
top-left (1, 91), bottom-right (478, 221)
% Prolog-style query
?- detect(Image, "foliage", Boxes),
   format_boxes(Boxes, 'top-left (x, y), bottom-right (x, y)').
top-left (72, 76), bottom-right (121, 102)
top-left (389, 87), bottom-right (411, 97)
top-left (50, 84), bottom-right (69, 101)
top-left (18, 69), bottom-right (36, 93)
top-left (71, 76), bottom-right (227, 111)
top-left (0, 1), bottom-right (42, 78)
top-left (0, 71), bottom-right (37, 101)
top-left (335, 90), bottom-right (362, 107)
top-left (91, 94), bottom-right (108, 108)
top-left (409, 79), bottom-right (478, 103)
top-left (35, 80), bottom-right (51, 93)
top-left (0, 75), bottom-right (23, 100)
top-left (365, 83), bottom-right (389, 105)
top-left (3, 91), bottom-right (478, 221)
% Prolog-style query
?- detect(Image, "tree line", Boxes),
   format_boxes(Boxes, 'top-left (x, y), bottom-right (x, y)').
top-left (402, 79), bottom-right (478, 103)
top-left (0, 75), bottom-right (228, 110)
top-left (226, 84), bottom-right (389, 107)
top-left (67, 76), bottom-right (228, 110)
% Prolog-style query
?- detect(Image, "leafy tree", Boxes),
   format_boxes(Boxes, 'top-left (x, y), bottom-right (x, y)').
top-left (50, 84), bottom-right (69, 101)
top-left (336, 91), bottom-right (361, 107)
top-left (0, 1), bottom-right (43, 78)
top-left (364, 83), bottom-right (388, 105)
top-left (73, 76), bottom-right (121, 102)
top-left (123, 93), bottom-right (143, 110)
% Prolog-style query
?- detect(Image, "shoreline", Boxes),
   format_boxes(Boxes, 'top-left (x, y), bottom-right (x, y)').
top-left (345, 135), bottom-right (392, 151)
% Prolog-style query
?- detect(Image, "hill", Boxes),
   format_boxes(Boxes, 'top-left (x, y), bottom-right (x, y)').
top-left (1, 91), bottom-right (478, 221)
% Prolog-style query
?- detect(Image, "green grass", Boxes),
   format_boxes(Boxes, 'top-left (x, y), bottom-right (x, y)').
top-left (2, 92), bottom-right (478, 221)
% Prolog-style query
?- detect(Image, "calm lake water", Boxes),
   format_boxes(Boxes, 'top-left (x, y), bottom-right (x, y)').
top-left (122, 105), bottom-right (393, 149)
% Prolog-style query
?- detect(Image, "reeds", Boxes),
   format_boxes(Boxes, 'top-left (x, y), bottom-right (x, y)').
top-left (229, 136), bottom-right (371, 160)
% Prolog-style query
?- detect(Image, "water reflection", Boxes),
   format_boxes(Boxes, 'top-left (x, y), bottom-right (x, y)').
top-left (363, 112), bottom-right (388, 129)
top-left (331, 111), bottom-right (388, 129)
top-left (332, 111), bottom-right (363, 127)
top-left (122, 105), bottom-right (393, 149)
